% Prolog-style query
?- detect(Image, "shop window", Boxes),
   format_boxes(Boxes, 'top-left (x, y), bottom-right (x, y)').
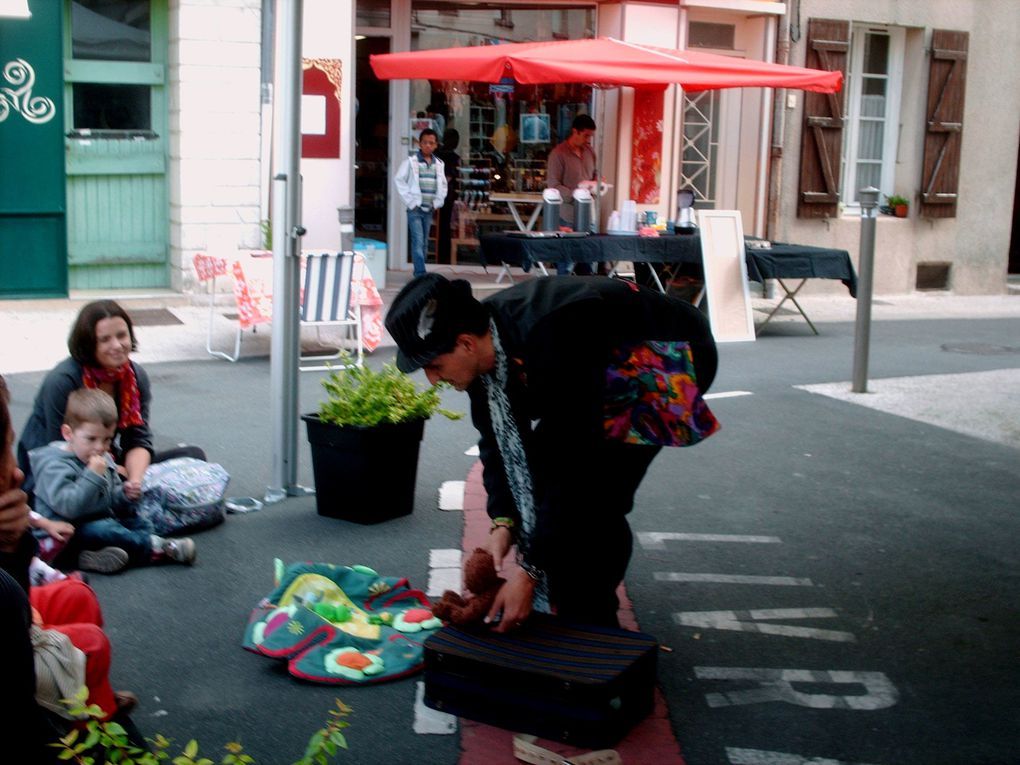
top-left (688, 22), bottom-right (735, 50)
top-left (72, 83), bottom-right (151, 132)
top-left (401, 2), bottom-right (596, 266)
top-left (840, 26), bottom-right (904, 205)
top-left (71, 0), bottom-right (151, 62)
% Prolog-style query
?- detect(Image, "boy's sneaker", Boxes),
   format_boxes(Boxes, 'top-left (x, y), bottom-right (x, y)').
top-left (79, 547), bottom-right (130, 574)
top-left (162, 537), bottom-right (196, 565)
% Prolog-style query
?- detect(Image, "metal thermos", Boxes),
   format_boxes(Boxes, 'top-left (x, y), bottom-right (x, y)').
top-left (675, 189), bottom-right (696, 233)
top-left (541, 188), bottom-right (562, 232)
top-left (572, 187), bottom-right (593, 233)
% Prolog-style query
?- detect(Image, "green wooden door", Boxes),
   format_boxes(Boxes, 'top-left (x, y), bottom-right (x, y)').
top-left (64, 0), bottom-right (168, 289)
top-left (0, 1), bottom-right (67, 298)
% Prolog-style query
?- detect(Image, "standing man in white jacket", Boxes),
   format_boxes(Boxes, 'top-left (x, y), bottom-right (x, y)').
top-left (395, 129), bottom-right (448, 277)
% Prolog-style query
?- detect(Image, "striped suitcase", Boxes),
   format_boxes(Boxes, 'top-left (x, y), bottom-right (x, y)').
top-left (423, 614), bottom-right (657, 748)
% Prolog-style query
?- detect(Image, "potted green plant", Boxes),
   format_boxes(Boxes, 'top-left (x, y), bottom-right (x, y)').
top-left (886, 194), bottom-right (910, 218)
top-left (302, 360), bottom-right (461, 523)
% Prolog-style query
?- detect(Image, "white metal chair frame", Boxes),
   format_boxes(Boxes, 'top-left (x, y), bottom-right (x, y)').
top-left (194, 251), bottom-right (364, 369)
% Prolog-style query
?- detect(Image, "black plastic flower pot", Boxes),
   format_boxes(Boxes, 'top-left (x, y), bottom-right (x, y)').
top-left (302, 414), bottom-right (426, 523)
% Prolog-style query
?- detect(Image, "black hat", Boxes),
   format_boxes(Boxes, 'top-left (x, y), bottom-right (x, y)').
top-left (385, 274), bottom-right (482, 372)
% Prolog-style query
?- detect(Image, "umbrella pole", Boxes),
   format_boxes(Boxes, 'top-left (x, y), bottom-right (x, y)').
top-left (595, 88), bottom-right (605, 232)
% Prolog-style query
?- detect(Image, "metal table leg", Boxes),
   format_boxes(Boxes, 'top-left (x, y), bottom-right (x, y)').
top-left (756, 278), bottom-right (819, 335)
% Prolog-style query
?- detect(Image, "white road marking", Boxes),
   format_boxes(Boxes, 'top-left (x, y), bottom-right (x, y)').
top-left (704, 390), bottom-right (754, 400)
top-left (656, 572), bottom-right (813, 586)
top-left (465, 444), bottom-right (479, 456)
top-left (695, 667), bottom-right (898, 710)
top-left (427, 567), bottom-right (462, 597)
top-left (675, 608), bottom-right (855, 642)
top-left (638, 532), bottom-right (782, 550)
top-left (438, 480), bottom-right (465, 511)
top-left (727, 747), bottom-right (884, 765)
top-left (413, 681), bottom-right (457, 734)
top-left (429, 549), bottom-right (462, 568)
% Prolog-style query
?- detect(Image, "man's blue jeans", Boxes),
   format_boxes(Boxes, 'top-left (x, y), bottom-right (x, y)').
top-left (407, 206), bottom-right (433, 277)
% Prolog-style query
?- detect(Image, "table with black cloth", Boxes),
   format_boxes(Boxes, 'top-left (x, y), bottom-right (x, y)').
top-left (479, 233), bottom-right (857, 334)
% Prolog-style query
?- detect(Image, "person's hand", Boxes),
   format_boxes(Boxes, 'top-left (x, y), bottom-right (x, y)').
top-left (122, 479), bottom-right (142, 501)
top-left (41, 517), bottom-right (74, 543)
top-left (485, 525), bottom-right (513, 572)
top-left (0, 467), bottom-right (30, 552)
top-left (486, 567), bottom-right (536, 633)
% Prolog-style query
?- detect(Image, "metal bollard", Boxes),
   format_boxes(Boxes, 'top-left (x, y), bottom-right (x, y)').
top-left (852, 187), bottom-right (879, 393)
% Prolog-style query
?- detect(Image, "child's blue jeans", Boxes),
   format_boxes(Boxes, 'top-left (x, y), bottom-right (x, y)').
top-left (75, 516), bottom-right (155, 566)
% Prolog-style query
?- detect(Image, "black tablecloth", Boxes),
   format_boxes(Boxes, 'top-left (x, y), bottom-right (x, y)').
top-left (480, 233), bottom-right (857, 297)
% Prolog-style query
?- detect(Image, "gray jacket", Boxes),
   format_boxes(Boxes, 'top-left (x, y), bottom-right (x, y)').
top-left (28, 442), bottom-right (131, 525)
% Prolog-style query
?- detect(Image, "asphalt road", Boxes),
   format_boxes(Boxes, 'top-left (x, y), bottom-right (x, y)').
top-left (6, 312), bottom-right (1019, 765)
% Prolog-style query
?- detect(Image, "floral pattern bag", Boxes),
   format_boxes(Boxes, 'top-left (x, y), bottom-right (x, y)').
top-left (603, 340), bottom-right (720, 447)
top-left (243, 560), bottom-right (442, 684)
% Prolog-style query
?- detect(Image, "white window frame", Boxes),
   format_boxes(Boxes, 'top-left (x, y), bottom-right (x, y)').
top-left (840, 25), bottom-right (905, 207)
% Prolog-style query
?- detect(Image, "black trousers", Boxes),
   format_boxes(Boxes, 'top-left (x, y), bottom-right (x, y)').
top-left (543, 441), bottom-right (661, 627)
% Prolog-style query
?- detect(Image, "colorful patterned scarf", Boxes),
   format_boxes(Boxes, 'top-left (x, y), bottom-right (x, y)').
top-left (481, 319), bottom-right (550, 613)
top-left (603, 340), bottom-right (720, 447)
top-left (82, 363), bottom-right (144, 430)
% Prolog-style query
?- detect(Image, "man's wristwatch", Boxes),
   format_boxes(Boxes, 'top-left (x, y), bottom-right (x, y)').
top-left (519, 560), bottom-right (544, 583)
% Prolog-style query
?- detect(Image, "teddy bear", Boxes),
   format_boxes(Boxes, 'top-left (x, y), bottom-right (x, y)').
top-left (431, 547), bottom-right (505, 626)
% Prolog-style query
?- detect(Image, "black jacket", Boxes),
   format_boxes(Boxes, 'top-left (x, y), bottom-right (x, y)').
top-left (469, 277), bottom-right (717, 568)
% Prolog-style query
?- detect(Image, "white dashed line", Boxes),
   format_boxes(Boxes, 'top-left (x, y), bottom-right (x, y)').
top-left (438, 480), bottom-right (465, 511)
top-left (655, 572), bottom-right (813, 586)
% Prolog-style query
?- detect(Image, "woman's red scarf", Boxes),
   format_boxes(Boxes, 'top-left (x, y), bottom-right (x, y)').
top-left (82, 363), bottom-right (144, 430)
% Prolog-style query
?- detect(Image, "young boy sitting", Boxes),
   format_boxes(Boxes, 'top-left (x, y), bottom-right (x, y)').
top-left (28, 388), bottom-right (196, 574)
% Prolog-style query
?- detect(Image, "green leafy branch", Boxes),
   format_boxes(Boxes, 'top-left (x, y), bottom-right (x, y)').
top-left (50, 687), bottom-right (352, 765)
top-left (318, 359), bottom-right (462, 428)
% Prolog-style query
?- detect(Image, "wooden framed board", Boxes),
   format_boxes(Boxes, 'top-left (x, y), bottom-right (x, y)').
top-left (697, 209), bottom-right (756, 343)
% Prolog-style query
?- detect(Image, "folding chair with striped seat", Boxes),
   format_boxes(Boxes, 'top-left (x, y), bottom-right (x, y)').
top-left (299, 251), bottom-right (364, 372)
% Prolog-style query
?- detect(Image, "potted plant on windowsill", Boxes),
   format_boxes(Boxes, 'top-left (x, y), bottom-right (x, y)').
top-left (302, 359), bottom-right (461, 523)
top-left (886, 194), bottom-right (910, 218)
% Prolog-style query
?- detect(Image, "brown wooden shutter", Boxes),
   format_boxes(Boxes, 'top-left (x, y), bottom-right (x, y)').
top-left (797, 18), bottom-right (850, 219)
top-left (920, 29), bottom-right (968, 218)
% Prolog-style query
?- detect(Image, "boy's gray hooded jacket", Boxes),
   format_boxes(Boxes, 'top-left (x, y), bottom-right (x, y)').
top-left (29, 442), bottom-right (130, 524)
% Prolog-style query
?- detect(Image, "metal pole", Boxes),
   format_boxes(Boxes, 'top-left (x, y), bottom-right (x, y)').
top-left (266, 0), bottom-right (310, 503)
top-left (851, 186), bottom-right (879, 393)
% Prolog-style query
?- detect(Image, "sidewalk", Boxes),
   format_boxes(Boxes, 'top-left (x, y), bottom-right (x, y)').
top-left (3, 268), bottom-right (1019, 375)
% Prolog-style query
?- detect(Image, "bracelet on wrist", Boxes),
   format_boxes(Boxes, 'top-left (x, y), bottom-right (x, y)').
top-left (490, 516), bottom-right (516, 534)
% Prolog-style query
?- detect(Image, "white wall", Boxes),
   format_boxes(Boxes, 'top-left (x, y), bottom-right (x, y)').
top-left (778, 0), bottom-right (1020, 295)
top-left (300, 0), bottom-right (355, 250)
top-left (168, 0), bottom-right (264, 291)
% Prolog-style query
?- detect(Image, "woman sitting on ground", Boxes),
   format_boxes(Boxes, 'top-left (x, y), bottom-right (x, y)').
top-left (17, 300), bottom-right (204, 567)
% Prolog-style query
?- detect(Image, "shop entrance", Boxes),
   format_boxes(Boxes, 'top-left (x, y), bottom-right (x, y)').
top-left (354, 36), bottom-right (390, 244)
top-left (394, 2), bottom-right (596, 271)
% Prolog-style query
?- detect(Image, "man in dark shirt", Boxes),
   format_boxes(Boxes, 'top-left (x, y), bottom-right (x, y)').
top-left (386, 275), bottom-right (718, 630)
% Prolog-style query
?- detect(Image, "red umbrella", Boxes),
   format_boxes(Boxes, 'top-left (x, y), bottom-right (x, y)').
top-left (370, 36), bottom-right (841, 93)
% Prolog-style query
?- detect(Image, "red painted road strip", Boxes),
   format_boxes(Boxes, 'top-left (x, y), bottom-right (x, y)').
top-left (456, 461), bottom-right (687, 765)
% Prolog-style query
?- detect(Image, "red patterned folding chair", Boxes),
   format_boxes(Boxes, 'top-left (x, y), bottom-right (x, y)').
top-left (193, 252), bottom-right (273, 362)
